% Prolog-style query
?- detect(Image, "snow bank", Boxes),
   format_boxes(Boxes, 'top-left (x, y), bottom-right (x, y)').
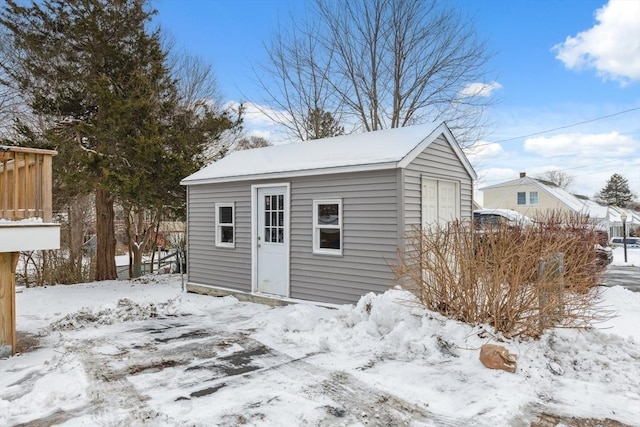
top-left (611, 246), bottom-right (640, 266)
top-left (2, 276), bottom-right (639, 426)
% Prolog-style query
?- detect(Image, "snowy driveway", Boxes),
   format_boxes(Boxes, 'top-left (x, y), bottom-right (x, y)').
top-left (32, 316), bottom-right (443, 426)
top-left (2, 275), bottom-right (639, 426)
top-left (603, 265), bottom-right (640, 292)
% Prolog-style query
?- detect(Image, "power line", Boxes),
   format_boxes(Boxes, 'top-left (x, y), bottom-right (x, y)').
top-left (473, 107), bottom-right (640, 148)
top-left (478, 157), bottom-right (640, 185)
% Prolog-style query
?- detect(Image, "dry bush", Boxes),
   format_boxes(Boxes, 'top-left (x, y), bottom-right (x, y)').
top-left (394, 213), bottom-right (612, 339)
top-left (16, 250), bottom-right (94, 287)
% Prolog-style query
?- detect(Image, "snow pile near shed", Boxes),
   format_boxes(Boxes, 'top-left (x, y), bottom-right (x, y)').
top-left (1, 276), bottom-right (639, 426)
top-left (46, 297), bottom-right (187, 332)
top-left (252, 287), bottom-right (640, 424)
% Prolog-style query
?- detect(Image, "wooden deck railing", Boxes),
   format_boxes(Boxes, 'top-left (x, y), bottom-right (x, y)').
top-left (0, 146), bottom-right (57, 223)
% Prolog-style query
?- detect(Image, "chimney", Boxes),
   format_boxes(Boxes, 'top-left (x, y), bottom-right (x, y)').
top-left (519, 172), bottom-right (526, 178)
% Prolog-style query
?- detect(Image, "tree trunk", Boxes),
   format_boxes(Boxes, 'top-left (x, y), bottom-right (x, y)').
top-left (68, 200), bottom-right (85, 279)
top-left (132, 211), bottom-right (144, 278)
top-left (151, 221), bottom-right (161, 274)
top-left (95, 188), bottom-right (117, 280)
top-left (131, 243), bottom-right (143, 278)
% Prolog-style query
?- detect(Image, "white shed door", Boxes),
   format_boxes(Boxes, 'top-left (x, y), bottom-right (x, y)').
top-left (438, 181), bottom-right (458, 223)
top-left (256, 186), bottom-right (289, 296)
top-left (421, 178), bottom-right (439, 227)
top-left (421, 178), bottom-right (459, 228)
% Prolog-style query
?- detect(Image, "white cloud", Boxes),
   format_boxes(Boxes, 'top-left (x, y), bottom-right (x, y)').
top-left (524, 131), bottom-right (637, 157)
top-left (552, 0), bottom-right (640, 85)
top-left (476, 167), bottom-right (518, 186)
top-left (465, 141), bottom-right (507, 164)
top-left (225, 101), bottom-right (293, 144)
top-left (460, 81), bottom-right (503, 98)
top-left (247, 129), bottom-right (273, 140)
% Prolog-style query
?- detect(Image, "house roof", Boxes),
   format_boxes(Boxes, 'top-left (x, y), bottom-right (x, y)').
top-left (480, 176), bottom-right (640, 224)
top-left (481, 176), bottom-right (589, 214)
top-left (608, 206), bottom-right (640, 225)
top-left (181, 122), bottom-right (476, 185)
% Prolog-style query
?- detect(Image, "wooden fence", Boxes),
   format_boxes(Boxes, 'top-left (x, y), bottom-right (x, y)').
top-left (0, 146), bottom-right (57, 223)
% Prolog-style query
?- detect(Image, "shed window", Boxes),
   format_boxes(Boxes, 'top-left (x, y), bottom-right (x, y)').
top-left (215, 202), bottom-right (235, 248)
top-left (313, 199), bottom-right (342, 255)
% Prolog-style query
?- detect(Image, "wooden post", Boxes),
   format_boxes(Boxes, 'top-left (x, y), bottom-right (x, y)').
top-left (538, 253), bottom-right (565, 328)
top-left (42, 154), bottom-right (53, 223)
top-left (13, 153), bottom-right (20, 219)
top-left (0, 251), bottom-right (19, 357)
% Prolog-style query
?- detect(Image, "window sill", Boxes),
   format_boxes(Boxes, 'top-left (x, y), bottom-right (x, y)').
top-left (215, 243), bottom-right (236, 249)
top-left (312, 249), bottom-right (343, 257)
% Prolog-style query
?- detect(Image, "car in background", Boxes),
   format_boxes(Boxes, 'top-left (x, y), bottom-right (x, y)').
top-left (472, 209), bottom-right (612, 269)
top-left (609, 237), bottom-right (640, 248)
top-left (473, 209), bottom-right (534, 229)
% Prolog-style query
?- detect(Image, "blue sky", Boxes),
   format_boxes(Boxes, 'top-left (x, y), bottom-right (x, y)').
top-left (154, 0), bottom-right (640, 200)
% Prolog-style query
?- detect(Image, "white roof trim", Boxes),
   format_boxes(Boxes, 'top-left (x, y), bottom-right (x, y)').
top-left (181, 161), bottom-right (398, 185)
top-left (397, 122), bottom-right (476, 179)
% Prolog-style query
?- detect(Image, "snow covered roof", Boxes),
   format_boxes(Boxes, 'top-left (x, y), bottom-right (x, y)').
top-left (608, 206), bottom-right (640, 225)
top-left (538, 180), bottom-right (589, 213)
top-left (182, 122), bottom-right (476, 185)
top-left (580, 199), bottom-right (610, 220)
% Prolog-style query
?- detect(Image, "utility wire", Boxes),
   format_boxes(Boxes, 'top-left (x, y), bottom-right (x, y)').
top-left (472, 107), bottom-right (640, 148)
top-left (479, 157), bottom-right (639, 185)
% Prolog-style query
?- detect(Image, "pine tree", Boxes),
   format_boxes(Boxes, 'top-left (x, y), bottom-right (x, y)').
top-left (595, 174), bottom-right (636, 207)
top-left (0, 0), bottom-right (241, 280)
top-left (304, 108), bottom-right (345, 140)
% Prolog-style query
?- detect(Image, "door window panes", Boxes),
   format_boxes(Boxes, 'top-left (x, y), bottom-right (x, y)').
top-left (264, 193), bottom-right (285, 244)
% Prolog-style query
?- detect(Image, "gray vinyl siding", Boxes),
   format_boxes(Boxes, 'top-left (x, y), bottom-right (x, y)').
top-left (402, 135), bottom-right (474, 237)
top-left (289, 169), bottom-right (400, 304)
top-left (186, 183), bottom-right (252, 292)
top-left (187, 170), bottom-right (401, 304)
top-left (185, 135), bottom-right (471, 305)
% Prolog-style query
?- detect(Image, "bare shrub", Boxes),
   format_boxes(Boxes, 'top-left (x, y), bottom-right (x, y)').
top-left (393, 214), bottom-right (612, 339)
top-left (16, 250), bottom-right (94, 287)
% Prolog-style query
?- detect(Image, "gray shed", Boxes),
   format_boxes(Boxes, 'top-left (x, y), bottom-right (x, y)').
top-left (181, 122), bottom-right (476, 305)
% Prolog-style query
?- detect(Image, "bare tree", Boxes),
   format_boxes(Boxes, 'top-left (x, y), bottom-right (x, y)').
top-left (0, 32), bottom-right (33, 137)
top-left (258, 0), bottom-right (495, 146)
top-left (169, 48), bottom-right (223, 112)
top-left (537, 170), bottom-right (575, 190)
top-left (235, 135), bottom-right (271, 150)
top-left (255, 17), bottom-right (346, 141)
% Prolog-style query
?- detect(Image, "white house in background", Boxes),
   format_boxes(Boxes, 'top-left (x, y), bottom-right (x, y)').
top-left (181, 122), bottom-right (476, 305)
top-left (607, 207), bottom-right (640, 238)
top-left (0, 146), bottom-right (60, 357)
top-left (480, 172), bottom-right (639, 238)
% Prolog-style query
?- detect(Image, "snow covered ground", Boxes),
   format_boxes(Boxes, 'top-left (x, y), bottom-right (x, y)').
top-left (1, 251), bottom-right (639, 426)
top-left (611, 246), bottom-right (640, 267)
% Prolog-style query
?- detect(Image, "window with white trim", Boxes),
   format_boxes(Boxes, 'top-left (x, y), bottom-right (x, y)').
top-left (517, 191), bottom-right (538, 206)
top-left (215, 202), bottom-right (235, 248)
top-left (313, 199), bottom-right (342, 255)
